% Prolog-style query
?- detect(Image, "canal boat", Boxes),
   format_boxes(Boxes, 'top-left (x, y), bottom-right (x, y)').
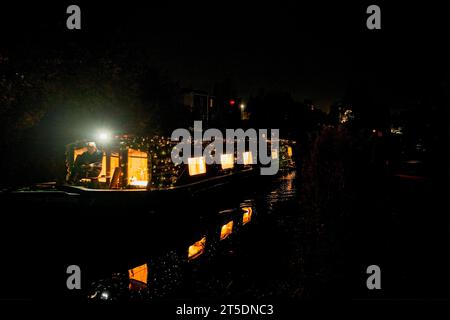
top-left (0, 134), bottom-right (296, 301)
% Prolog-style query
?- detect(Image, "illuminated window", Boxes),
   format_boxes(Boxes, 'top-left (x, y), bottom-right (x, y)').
top-left (220, 221), bottom-right (234, 240)
top-left (188, 237), bottom-right (206, 260)
top-left (220, 153), bottom-right (234, 170)
top-left (99, 152), bottom-right (119, 183)
top-left (188, 157), bottom-right (206, 176)
top-left (110, 153), bottom-right (119, 174)
top-left (242, 151), bottom-right (253, 165)
top-left (287, 146), bottom-right (293, 157)
top-left (271, 149), bottom-right (278, 159)
top-left (242, 207), bottom-right (253, 225)
top-left (128, 149), bottom-right (149, 187)
top-left (128, 263), bottom-right (148, 284)
top-left (99, 154), bottom-right (107, 182)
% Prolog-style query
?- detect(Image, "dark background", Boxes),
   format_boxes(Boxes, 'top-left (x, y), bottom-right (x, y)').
top-left (2, 1), bottom-right (448, 105)
top-left (0, 0), bottom-right (449, 306)
top-left (0, 1), bottom-right (448, 186)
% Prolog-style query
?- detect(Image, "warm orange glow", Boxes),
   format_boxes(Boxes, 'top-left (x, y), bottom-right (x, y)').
top-left (188, 237), bottom-right (206, 260)
top-left (110, 153), bottom-right (119, 175)
top-left (287, 146), bottom-right (293, 157)
top-left (242, 207), bottom-right (253, 225)
top-left (128, 149), bottom-right (148, 187)
top-left (128, 263), bottom-right (148, 284)
top-left (99, 152), bottom-right (119, 183)
top-left (188, 157), bottom-right (206, 176)
top-left (220, 154), bottom-right (234, 170)
top-left (73, 147), bottom-right (88, 161)
top-left (99, 154), bottom-right (107, 182)
top-left (243, 151), bottom-right (253, 165)
top-left (220, 221), bottom-right (234, 240)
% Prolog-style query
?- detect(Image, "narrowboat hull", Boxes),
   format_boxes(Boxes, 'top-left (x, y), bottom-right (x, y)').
top-left (0, 166), bottom-right (276, 300)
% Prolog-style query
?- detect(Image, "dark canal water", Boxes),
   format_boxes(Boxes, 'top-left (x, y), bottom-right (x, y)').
top-left (86, 166), bottom-right (448, 303)
top-left (2, 166), bottom-right (445, 302)
top-left (86, 170), bottom-right (308, 301)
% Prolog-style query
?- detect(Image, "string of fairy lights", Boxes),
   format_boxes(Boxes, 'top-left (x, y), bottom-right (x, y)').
top-left (119, 135), bottom-right (182, 189)
top-left (66, 135), bottom-right (295, 188)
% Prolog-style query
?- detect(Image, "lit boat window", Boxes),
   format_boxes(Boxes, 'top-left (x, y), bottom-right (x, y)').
top-left (220, 154), bottom-right (234, 170)
top-left (271, 149), bottom-right (278, 159)
top-left (99, 152), bottom-right (119, 183)
top-left (242, 151), bottom-right (253, 165)
top-left (287, 146), bottom-right (293, 157)
top-left (188, 157), bottom-right (206, 176)
top-left (128, 149), bottom-right (149, 188)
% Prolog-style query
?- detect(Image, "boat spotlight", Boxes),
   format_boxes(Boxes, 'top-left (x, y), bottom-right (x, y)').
top-left (97, 130), bottom-right (111, 143)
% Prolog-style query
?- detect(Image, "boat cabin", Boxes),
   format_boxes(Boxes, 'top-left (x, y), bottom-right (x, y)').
top-left (65, 134), bottom-right (295, 190)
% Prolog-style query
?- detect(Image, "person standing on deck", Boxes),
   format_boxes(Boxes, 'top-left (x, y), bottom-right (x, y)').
top-left (69, 142), bottom-right (103, 184)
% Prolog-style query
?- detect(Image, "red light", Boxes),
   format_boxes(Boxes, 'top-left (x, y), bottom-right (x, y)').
top-left (229, 100), bottom-right (235, 106)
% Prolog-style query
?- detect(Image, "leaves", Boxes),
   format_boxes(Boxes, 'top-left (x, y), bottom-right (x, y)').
top-left (0, 46), bottom-right (187, 185)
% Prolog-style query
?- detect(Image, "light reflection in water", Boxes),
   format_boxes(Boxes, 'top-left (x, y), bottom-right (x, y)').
top-left (88, 170), bottom-right (298, 301)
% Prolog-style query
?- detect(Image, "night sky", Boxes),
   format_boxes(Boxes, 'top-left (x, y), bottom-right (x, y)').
top-left (1, 2), bottom-right (449, 111)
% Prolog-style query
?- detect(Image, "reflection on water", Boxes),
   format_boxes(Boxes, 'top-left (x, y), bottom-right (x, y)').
top-left (265, 171), bottom-right (297, 209)
top-left (88, 170), bottom-right (300, 301)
